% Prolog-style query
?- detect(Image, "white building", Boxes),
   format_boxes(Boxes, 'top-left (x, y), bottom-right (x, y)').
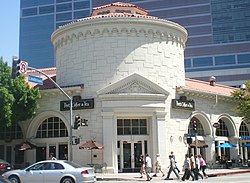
top-left (1, 2), bottom-right (249, 173)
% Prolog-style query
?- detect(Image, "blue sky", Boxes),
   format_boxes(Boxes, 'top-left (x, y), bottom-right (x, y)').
top-left (0, 1), bottom-right (20, 66)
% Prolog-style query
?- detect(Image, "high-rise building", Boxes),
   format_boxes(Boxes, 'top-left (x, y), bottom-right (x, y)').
top-left (20, 0), bottom-right (250, 86)
top-left (19, 0), bottom-right (92, 68)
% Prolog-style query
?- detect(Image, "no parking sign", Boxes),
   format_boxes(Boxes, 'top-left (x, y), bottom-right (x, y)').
top-left (19, 60), bottom-right (28, 74)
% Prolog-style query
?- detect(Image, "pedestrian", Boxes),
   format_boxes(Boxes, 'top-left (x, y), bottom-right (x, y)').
top-left (145, 154), bottom-right (152, 181)
top-left (190, 154), bottom-right (197, 180)
top-left (153, 154), bottom-right (165, 177)
top-left (139, 154), bottom-right (146, 178)
top-left (171, 151), bottom-right (180, 173)
top-left (165, 155), bottom-right (180, 180)
top-left (49, 153), bottom-right (57, 160)
top-left (195, 155), bottom-right (203, 179)
top-left (181, 154), bottom-right (193, 181)
top-left (198, 154), bottom-right (208, 178)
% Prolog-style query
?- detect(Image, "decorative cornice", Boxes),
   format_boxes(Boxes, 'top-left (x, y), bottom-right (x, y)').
top-left (52, 18), bottom-right (187, 51)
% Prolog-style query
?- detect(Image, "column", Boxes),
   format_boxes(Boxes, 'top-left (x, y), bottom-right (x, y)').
top-left (153, 111), bottom-right (167, 169)
top-left (101, 112), bottom-right (117, 173)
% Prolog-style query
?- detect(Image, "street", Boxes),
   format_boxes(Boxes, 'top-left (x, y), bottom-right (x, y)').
top-left (98, 173), bottom-right (250, 183)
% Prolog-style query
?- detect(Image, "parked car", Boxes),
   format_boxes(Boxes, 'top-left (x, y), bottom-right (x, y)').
top-left (0, 160), bottom-right (13, 174)
top-left (2, 160), bottom-right (96, 183)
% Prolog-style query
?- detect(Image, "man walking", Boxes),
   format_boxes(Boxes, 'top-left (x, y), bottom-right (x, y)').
top-left (190, 154), bottom-right (197, 180)
top-left (181, 154), bottom-right (194, 181)
top-left (171, 151), bottom-right (180, 173)
top-left (165, 155), bottom-right (180, 180)
top-left (145, 154), bottom-right (152, 181)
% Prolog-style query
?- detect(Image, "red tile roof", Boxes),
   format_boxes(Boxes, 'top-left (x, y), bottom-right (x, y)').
top-left (181, 78), bottom-right (238, 97)
top-left (58, 2), bottom-right (182, 30)
top-left (92, 2), bottom-right (147, 13)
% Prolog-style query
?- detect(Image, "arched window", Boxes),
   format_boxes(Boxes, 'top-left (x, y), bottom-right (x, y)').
top-left (188, 117), bottom-right (205, 136)
top-left (36, 117), bottom-right (68, 138)
top-left (239, 122), bottom-right (250, 136)
top-left (215, 119), bottom-right (229, 137)
top-left (0, 123), bottom-right (23, 140)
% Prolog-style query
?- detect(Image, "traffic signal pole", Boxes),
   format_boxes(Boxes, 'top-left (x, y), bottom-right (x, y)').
top-left (28, 66), bottom-right (73, 161)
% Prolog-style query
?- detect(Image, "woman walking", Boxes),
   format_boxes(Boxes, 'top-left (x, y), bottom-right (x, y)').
top-left (198, 154), bottom-right (208, 178)
top-left (139, 154), bottom-right (146, 178)
top-left (181, 154), bottom-right (194, 181)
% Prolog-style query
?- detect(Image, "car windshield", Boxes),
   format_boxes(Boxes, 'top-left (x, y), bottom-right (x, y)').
top-left (64, 161), bottom-right (83, 168)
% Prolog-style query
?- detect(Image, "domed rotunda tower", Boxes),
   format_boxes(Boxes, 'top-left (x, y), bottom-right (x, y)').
top-left (52, 2), bottom-right (187, 93)
top-left (51, 2), bottom-right (187, 173)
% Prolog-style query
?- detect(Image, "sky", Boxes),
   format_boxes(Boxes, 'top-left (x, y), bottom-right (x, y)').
top-left (0, 1), bottom-right (20, 66)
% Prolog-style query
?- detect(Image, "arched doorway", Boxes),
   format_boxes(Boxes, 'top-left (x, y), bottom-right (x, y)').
top-left (188, 117), bottom-right (208, 158)
top-left (239, 121), bottom-right (250, 163)
top-left (35, 116), bottom-right (69, 161)
top-left (215, 116), bottom-right (237, 162)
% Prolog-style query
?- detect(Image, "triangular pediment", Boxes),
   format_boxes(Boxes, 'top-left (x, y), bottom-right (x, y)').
top-left (97, 73), bottom-right (169, 97)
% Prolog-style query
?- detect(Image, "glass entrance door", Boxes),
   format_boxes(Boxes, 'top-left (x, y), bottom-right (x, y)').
top-left (119, 140), bottom-right (147, 172)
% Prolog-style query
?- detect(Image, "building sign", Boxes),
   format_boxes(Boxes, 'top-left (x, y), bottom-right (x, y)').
top-left (172, 98), bottom-right (195, 110)
top-left (60, 98), bottom-right (94, 111)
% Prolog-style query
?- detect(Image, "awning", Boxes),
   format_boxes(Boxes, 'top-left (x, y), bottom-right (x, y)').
top-left (240, 136), bottom-right (250, 141)
top-left (189, 141), bottom-right (208, 148)
top-left (18, 141), bottom-right (37, 151)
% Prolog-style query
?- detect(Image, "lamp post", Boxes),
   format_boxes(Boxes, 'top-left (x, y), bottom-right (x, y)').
top-left (192, 120), bottom-right (198, 156)
top-left (28, 66), bottom-right (73, 161)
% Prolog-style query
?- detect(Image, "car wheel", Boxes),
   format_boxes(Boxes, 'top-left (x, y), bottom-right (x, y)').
top-left (61, 177), bottom-right (75, 183)
top-left (9, 175), bottom-right (20, 183)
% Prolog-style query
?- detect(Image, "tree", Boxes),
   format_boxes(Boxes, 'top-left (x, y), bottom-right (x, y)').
top-left (0, 57), bottom-right (41, 127)
top-left (231, 80), bottom-right (250, 123)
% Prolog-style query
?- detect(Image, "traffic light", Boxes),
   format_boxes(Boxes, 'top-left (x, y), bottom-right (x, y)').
top-left (74, 137), bottom-right (80, 145)
top-left (74, 115), bottom-right (81, 129)
top-left (11, 57), bottom-right (21, 79)
top-left (187, 137), bottom-right (192, 144)
top-left (192, 120), bottom-right (197, 133)
top-left (81, 119), bottom-right (88, 126)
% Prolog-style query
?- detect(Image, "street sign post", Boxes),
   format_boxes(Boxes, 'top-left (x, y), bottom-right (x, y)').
top-left (28, 75), bottom-right (43, 85)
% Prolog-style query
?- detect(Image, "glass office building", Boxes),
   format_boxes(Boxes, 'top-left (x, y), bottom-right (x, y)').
top-left (20, 0), bottom-right (250, 86)
top-left (20, 0), bottom-right (92, 68)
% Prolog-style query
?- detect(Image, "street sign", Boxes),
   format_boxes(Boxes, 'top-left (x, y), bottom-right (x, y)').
top-left (213, 122), bottom-right (220, 128)
top-left (28, 75), bottom-right (43, 85)
top-left (19, 61), bottom-right (28, 74)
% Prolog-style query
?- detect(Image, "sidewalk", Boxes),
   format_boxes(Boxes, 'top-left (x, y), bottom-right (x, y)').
top-left (96, 167), bottom-right (250, 181)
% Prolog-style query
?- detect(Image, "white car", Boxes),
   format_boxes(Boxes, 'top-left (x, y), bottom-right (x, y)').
top-left (2, 160), bottom-right (96, 183)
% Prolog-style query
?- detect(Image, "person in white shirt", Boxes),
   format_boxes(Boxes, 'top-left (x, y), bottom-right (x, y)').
top-left (153, 154), bottom-right (165, 177)
top-left (49, 153), bottom-right (57, 160)
top-left (145, 154), bottom-right (152, 181)
top-left (195, 155), bottom-right (203, 179)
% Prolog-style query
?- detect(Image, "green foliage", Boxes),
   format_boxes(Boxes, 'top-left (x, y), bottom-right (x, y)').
top-left (231, 80), bottom-right (250, 122)
top-left (0, 57), bottom-right (41, 127)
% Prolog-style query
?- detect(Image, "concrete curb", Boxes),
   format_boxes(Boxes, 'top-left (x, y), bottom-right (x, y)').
top-left (207, 169), bottom-right (250, 177)
top-left (96, 169), bottom-right (250, 181)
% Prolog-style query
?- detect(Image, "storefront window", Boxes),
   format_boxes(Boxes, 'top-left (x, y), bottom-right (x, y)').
top-left (0, 123), bottom-right (23, 140)
top-left (117, 119), bottom-right (147, 135)
top-left (36, 117), bottom-right (68, 138)
top-left (239, 122), bottom-right (250, 136)
top-left (215, 120), bottom-right (229, 137)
